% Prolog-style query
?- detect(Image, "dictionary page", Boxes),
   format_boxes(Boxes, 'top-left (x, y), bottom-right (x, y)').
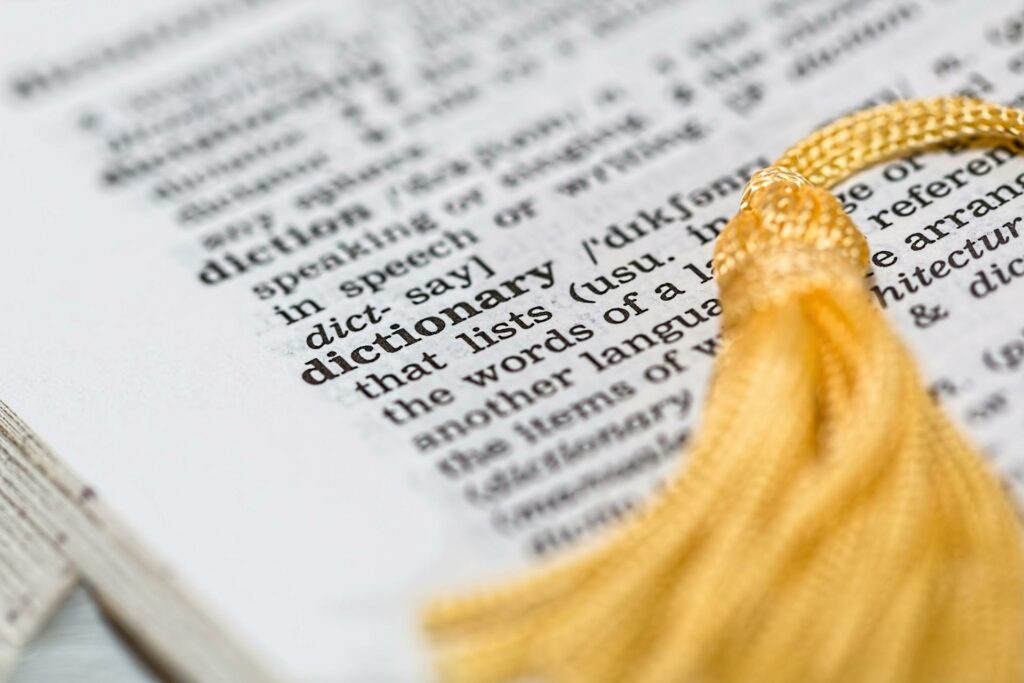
top-left (4, 1), bottom-right (1024, 681)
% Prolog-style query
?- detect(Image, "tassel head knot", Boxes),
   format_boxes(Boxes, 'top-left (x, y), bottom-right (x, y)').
top-left (713, 167), bottom-right (869, 324)
top-left (714, 167), bottom-right (869, 280)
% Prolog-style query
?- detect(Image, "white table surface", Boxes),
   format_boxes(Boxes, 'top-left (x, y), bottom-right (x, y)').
top-left (8, 587), bottom-right (156, 683)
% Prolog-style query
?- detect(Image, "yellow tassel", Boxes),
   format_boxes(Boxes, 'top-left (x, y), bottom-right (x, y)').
top-left (423, 97), bottom-right (1024, 683)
